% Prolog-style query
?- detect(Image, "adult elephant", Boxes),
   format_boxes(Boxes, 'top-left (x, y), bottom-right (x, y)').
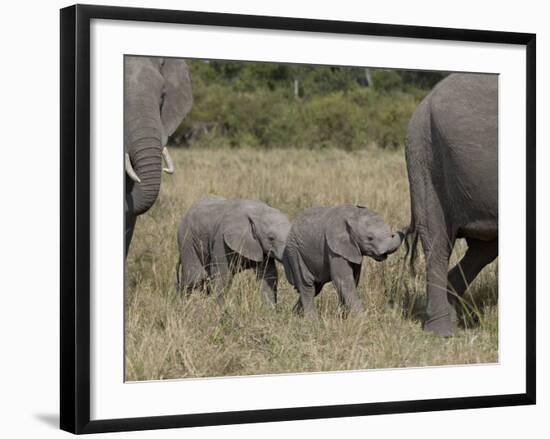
top-left (124, 56), bottom-right (193, 255)
top-left (405, 73), bottom-right (498, 337)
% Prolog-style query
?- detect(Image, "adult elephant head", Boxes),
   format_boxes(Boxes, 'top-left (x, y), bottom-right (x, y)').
top-left (124, 57), bottom-right (193, 255)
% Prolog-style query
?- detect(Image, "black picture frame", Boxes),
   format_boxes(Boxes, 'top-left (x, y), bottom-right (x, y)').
top-left (60, 4), bottom-right (536, 434)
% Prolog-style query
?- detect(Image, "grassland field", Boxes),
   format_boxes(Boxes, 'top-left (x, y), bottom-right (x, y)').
top-left (125, 146), bottom-right (498, 381)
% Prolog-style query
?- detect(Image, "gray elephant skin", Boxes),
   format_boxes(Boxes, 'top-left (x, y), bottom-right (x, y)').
top-left (283, 204), bottom-right (403, 317)
top-left (405, 73), bottom-right (498, 337)
top-left (176, 196), bottom-right (291, 306)
top-left (125, 56), bottom-right (193, 255)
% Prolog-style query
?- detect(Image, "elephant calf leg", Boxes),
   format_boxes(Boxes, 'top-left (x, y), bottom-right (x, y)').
top-left (298, 285), bottom-right (318, 319)
top-left (179, 267), bottom-right (208, 294)
top-left (292, 296), bottom-right (303, 315)
top-left (177, 245), bottom-right (209, 294)
top-left (330, 257), bottom-right (364, 316)
top-left (208, 260), bottom-right (234, 306)
top-left (255, 259), bottom-right (278, 308)
top-left (293, 283), bottom-right (323, 316)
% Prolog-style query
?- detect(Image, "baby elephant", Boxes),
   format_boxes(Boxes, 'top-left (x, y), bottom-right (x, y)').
top-left (177, 196), bottom-right (291, 306)
top-left (283, 204), bottom-right (403, 317)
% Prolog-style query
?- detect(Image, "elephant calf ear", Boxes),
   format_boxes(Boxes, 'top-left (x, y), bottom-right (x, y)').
top-left (223, 218), bottom-right (264, 263)
top-left (326, 218), bottom-right (362, 265)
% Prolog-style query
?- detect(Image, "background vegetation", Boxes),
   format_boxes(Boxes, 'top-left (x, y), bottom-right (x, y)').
top-left (171, 61), bottom-right (447, 150)
top-left (126, 148), bottom-right (498, 381)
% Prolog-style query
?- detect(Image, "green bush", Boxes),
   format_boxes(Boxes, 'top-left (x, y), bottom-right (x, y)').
top-left (170, 60), bottom-right (444, 150)
top-left (297, 92), bottom-right (365, 150)
top-left (363, 91), bottom-right (420, 149)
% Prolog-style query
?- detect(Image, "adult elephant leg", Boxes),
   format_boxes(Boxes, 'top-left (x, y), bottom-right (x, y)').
top-left (125, 212), bottom-right (137, 257)
top-left (447, 239), bottom-right (498, 318)
top-left (255, 259), bottom-right (278, 307)
top-left (421, 222), bottom-right (455, 337)
top-left (314, 283), bottom-right (324, 296)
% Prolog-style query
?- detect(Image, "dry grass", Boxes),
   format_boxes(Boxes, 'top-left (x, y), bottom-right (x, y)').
top-left (125, 147), bottom-right (498, 381)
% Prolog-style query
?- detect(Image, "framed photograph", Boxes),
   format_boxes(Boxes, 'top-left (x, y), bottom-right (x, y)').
top-left (60, 4), bottom-right (536, 434)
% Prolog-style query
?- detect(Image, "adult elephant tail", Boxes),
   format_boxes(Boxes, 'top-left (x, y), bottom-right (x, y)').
top-left (402, 136), bottom-right (422, 276)
top-left (175, 257), bottom-right (183, 293)
top-left (403, 96), bottom-right (431, 276)
top-left (402, 223), bottom-right (419, 275)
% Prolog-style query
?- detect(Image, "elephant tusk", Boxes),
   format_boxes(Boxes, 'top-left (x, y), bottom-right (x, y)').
top-left (125, 152), bottom-right (141, 183)
top-left (162, 147), bottom-right (174, 174)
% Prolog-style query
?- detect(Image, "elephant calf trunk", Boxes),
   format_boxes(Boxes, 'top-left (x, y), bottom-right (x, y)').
top-left (383, 232), bottom-right (405, 256)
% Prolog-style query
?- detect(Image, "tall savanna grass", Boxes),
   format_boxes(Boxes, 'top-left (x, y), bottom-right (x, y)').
top-left (125, 147), bottom-right (498, 381)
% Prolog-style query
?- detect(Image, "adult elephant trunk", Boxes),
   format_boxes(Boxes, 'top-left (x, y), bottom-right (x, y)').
top-left (124, 122), bottom-right (164, 256)
top-left (125, 135), bottom-right (163, 216)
